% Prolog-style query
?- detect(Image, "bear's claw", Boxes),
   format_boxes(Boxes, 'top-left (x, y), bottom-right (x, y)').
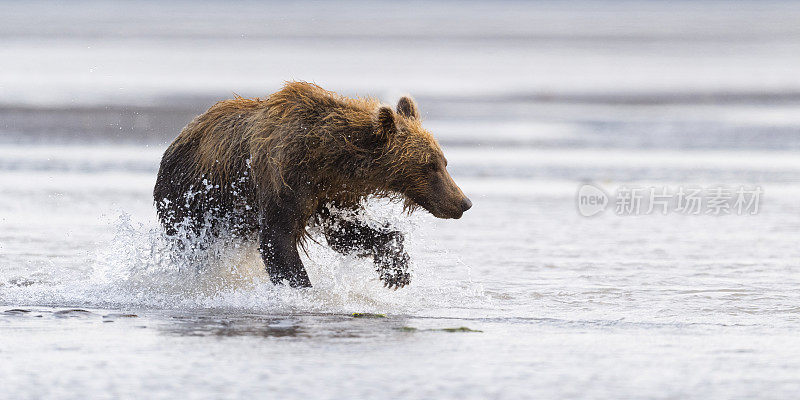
top-left (375, 250), bottom-right (410, 290)
top-left (381, 271), bottom-right (411, 290)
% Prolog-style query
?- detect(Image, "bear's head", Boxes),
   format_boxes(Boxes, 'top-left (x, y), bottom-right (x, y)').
top-left (373, 96), bottom-right (472, 219)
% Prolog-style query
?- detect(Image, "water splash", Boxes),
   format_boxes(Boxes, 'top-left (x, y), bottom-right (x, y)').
top-left (0, 200), bottom-right (490, 316)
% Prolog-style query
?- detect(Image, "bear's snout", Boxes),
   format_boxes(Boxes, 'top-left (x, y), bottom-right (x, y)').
top-left (426, 172), bottom-right (471, 219)
top-left (449, 197), bottom-right (471, 219)
top-left (442, 196), bottom-right (472, 219)
top-left (461, 197), bottom-right (472, 213)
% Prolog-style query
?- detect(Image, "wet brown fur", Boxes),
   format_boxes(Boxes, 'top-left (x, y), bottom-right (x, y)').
top-left (154, 81), bottom-right (468, 287)
top-left (157, 82), bottom-right (444, 240)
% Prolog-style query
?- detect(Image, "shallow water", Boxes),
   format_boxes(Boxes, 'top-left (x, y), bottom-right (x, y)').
top-left (3, 1), bottom-right (800, 399)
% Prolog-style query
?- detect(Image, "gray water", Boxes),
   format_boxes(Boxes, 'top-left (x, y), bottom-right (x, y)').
top-left (2, 1), bottom-right (800, 399)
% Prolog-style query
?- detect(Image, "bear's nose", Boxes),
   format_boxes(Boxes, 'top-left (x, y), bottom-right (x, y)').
top-left (460, 197), bottom-right (472, 212)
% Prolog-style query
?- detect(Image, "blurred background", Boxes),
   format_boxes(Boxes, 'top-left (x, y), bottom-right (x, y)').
top-left (3, 0), bottom-right (800, 147)
top-left (2, 1), bottom-right (800, 399)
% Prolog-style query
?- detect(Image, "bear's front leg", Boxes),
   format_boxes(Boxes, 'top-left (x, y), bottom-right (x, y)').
top-left (372, 230), bottom-right (411, 290)
top-left (258, 206), bottom-right (312, 288)
top-left (320, 209), bottom-right (411, 289)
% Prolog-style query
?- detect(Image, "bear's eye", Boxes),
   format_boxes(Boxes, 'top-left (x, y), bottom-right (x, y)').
top-left (426, 163), bottom-right (439, 173)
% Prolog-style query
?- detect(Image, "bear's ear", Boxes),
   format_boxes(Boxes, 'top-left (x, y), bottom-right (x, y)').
top-left (377, 106), bottom-right (397, 137)
top-left (396, 96), bottom-right (419, 119)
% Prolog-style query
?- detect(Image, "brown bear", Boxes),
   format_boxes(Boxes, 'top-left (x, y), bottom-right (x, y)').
top-left (154, 81), bottom-right (471, 289)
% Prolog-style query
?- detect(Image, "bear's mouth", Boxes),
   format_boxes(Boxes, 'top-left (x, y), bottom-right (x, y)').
top-left (430, 206), bottom-right (464, 219)
top-left (405, 194), bottom-right (463, 219)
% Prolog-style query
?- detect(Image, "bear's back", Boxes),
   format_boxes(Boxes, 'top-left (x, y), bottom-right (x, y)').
top-left (265, 81), bottom-right (379, 127)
